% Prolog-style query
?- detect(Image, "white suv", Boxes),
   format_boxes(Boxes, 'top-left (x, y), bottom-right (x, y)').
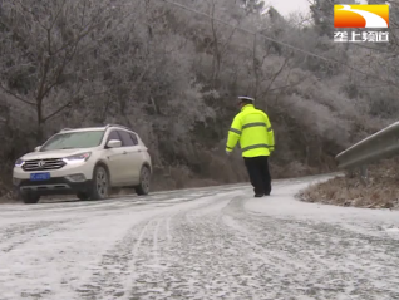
top-left (13, 124), bottom-right (152, 204)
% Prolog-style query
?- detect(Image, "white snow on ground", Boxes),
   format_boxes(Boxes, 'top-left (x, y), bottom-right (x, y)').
top-left (0, 189), bottom-right (245, 299)
top-left (0, 175), bottom-right (398, 299)
top-left (245, 181), bottom-right (399, 239)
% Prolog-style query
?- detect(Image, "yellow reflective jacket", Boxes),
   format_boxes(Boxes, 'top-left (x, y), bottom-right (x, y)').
top-left (226, 104), bottom-right (275, 157)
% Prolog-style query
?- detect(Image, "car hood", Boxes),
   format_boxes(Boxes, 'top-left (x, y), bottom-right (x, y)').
top-left (23, 148), bottom-right (94, 160)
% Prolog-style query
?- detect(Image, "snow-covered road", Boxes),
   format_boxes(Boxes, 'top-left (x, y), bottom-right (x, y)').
top-left (1, 175), bottom-right (399, 300)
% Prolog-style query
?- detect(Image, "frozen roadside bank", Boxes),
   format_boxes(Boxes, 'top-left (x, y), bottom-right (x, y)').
top-left (299, 159), bottom-right (399, 210)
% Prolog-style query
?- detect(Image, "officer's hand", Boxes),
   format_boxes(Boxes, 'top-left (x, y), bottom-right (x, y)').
top-left (226, 150), bottom-right (231, 156)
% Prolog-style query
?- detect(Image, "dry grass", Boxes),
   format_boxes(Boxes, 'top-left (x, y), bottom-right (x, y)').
top-left (298, 159), bottom-right (399, 209)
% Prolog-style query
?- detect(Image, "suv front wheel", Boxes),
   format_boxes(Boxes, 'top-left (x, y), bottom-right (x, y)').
top-left (20, 193), bottom-right (40, 204)
top-left (136, 166), bottom-right (150, 196)
top-left (77, 192), bottom-right (90, 201)
top-left (90, 165), bottom-right (110, 200)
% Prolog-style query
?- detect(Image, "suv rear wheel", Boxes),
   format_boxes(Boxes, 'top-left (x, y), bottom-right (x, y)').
top-left (90, 165), bottom-right (109, 200)
top-left (136, 166), bottom-right (150, 196)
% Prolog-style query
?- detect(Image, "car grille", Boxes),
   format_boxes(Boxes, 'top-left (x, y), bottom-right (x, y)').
top-left (22, 158), bottom-right (66, 171)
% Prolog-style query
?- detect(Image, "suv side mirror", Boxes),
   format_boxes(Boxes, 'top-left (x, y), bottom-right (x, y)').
top-left (34, 146), bottom-right (41, 152)
top-left (107, 139), bottom-right (121, 148)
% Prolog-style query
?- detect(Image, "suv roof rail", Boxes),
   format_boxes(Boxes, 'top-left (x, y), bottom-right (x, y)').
top-left (60, 127), bottom-right (73, 131)
top-left (106, 123), bottom-right (130, 130)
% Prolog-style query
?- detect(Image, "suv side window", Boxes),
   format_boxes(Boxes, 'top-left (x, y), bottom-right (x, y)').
top-left (129, 132), bottom-right (138, 146)
top-left (118, 130), bottom-right (134, 147)
top-left (107, 130), bottom-right (120, 142)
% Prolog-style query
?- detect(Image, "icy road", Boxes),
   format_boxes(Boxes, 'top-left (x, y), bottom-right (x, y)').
top-left (1, 175), bottom-right (399, 300)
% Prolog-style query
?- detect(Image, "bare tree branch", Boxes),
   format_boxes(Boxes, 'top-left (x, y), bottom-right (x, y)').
top-left (43, 91), bottom-right (108, 122)
top-left (261, 57), bottom-right (289, 98)
top-left (0, 85), bottom-right (35, 106)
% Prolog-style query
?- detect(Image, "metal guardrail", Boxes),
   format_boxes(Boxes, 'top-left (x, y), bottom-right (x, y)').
top-left (335, 121), bottom-right (399, 185)
top-left (336, 121), bottom-right (399, 169)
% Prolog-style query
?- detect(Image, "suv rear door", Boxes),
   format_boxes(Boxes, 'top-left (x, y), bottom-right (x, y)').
top-left (117, 130), bottom-right (140, 185)
top-left (128, 131), bottom-right (143, 183)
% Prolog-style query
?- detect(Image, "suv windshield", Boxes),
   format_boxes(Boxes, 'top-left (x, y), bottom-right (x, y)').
top-left (40, 131), bottom-right (104, 151)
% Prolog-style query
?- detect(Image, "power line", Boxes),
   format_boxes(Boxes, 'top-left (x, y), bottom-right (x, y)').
top-left (163, 0), bottom-right (398, 88)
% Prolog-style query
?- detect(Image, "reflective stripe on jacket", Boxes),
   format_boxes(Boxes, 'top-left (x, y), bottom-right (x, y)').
top-left (226, 104), bottom-right (275, 157)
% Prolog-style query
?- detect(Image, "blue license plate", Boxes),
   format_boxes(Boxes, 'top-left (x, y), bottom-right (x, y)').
top-left (30, 172), bottom-right (50, 181)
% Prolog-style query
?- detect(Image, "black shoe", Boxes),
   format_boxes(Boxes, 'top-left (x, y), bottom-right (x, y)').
top-left (254, 193), bottom-right (263, 197)
top-left (264, 192), bottom-right (270, 196)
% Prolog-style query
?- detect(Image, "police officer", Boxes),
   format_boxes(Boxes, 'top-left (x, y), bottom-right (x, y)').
top-left (226, 96), bottom-right (275, 197)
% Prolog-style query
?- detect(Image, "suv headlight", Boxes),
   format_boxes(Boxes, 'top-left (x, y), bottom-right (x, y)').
top-left (15, 157), bottom-right (24, 167)
top-left (62, 152), bottom-right (92, 164)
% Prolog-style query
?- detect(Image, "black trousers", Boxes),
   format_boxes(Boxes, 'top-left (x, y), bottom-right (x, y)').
top-left (243, 156), bottom-right (271, 195)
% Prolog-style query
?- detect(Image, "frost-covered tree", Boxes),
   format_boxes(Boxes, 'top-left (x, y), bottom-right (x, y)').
top-left (0, 0), bottom-right (127, 141)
